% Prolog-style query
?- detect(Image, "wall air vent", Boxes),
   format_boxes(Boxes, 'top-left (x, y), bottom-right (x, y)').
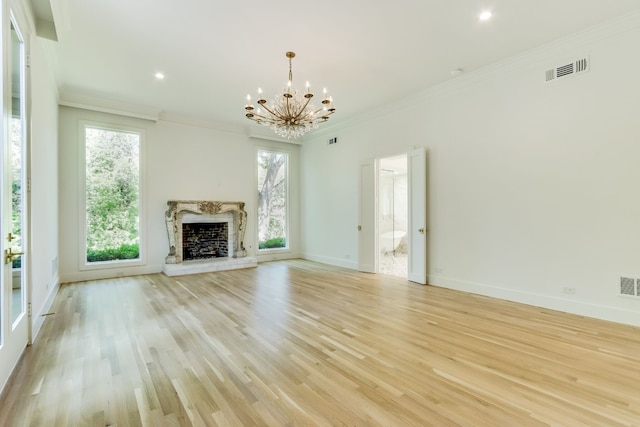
top-left (620, 276), bottom-right (637, 297)
top-left (544, 57), bottom-right (590, 82)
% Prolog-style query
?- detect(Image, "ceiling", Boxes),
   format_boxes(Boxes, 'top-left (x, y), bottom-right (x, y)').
top-left (38, 0), bottom-right (640, 134)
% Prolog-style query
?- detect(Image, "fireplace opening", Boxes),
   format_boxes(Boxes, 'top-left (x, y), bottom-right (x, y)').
top-left (182, 222), bottom-right (229, 261)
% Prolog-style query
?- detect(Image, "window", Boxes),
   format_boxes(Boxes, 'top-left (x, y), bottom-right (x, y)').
top-left (257, 149), bottom-right (288, 250)
top-left (82, 124), bottom-right (143, 267)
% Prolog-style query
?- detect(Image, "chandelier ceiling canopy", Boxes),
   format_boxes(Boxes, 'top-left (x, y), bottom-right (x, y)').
top-left (244, 52), bottom-right (335, 140)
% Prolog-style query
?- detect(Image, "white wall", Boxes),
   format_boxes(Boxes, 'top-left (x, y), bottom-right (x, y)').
top-left (58, 109), bottom-right (300, 282)
top-left (29, 36), bottom-right (60, 339)
top-left (301, 14), bottom-right (640, 326)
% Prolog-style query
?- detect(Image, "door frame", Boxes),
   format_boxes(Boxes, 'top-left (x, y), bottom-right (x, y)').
top-left (359, 148), bottom-right (428, 284)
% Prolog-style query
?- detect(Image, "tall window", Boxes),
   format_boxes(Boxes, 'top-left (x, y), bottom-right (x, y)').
top-left (83, 125), bottom-right (142, 264)
top-left (257, 149), bottom-right (288, 250)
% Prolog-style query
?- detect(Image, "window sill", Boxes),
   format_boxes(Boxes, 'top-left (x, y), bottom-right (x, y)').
top-left (79, 257), bottom-right (145, 271)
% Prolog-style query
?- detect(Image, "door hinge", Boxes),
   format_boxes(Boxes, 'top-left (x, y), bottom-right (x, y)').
top-left (27, 178), bottom-right (31, 192)
top-left (26, 53), bottom-right (31, 68)
top-left (28, 302), bottom-right (32, 316)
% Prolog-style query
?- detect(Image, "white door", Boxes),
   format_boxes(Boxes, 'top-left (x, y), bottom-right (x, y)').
top-left (0, 17), bottom-right (29, 391)
top-left (407, 148), bottom-right (427, 284)
top-left (358, 160), bottom-right (376, 273)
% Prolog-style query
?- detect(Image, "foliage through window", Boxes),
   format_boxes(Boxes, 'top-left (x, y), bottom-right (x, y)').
top-left (11, 115), bottom-right (23, 268)
top-left (257, 150), bottom-right (288, 250)
top-left (84, 126), bottom-right (141, 263)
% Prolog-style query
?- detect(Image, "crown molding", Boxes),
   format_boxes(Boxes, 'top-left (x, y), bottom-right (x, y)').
top-left (157, 112), bottom-right (247, 135)
top-left (248, 127), bottom-right (303, 145)
top-left (59, 91), bottom-right (161, 121)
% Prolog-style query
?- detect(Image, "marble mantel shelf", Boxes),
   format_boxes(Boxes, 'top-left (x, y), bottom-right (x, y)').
top-left (164, 200), bottom-right (248, 265)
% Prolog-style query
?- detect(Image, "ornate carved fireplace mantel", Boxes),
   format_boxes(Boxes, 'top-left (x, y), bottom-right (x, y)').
top-left (165, 200), bottom-right (248, 264)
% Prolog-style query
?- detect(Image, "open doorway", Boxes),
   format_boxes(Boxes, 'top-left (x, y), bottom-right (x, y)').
top-left (378, 154), bottom-right (408, 278)
top-left (359, 148), bottom-right (426, 283)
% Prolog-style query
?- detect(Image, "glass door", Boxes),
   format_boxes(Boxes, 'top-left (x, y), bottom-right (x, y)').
top-left (8, 19), bottom-right (25, 325)
top-left (0, 17), bottom-right (29, 389)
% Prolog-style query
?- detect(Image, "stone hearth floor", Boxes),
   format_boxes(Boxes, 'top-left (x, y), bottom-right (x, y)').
top-left (163, 256), bottom-right (257, 276)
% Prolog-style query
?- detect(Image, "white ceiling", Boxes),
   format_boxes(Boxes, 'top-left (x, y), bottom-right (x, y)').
top-left (42, 0), bottom-right (640, 132)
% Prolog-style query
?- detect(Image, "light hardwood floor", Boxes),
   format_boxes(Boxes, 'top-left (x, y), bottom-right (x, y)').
top-left (1, 260), bottom-right (640, 426)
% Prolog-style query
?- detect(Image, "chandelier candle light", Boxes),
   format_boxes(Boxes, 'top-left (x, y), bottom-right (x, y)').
top-left (245, 52), bottom-right (335, 140)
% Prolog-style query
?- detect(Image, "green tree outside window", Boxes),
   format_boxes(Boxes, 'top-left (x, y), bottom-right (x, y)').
top-left (85, 127), bottom-right (140, 262)
top-left (257, 150), bottom-right (287, 250)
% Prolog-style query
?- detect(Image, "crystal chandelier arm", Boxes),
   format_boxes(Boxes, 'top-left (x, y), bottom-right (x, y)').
top-left (312, 96), bottom-right (335, 117)
top-left (247, 114), bottom-right (277, 124)
top-left (312, 107), bottom-right (336, 118)
top-left (291, 96), bottom-right (313, 121)
top-left (247, 110), bottom-right (283, 125)
top-left (255, 102), bottom-right (285, 120)
top-left (246, 104), bottom-right (281, 124)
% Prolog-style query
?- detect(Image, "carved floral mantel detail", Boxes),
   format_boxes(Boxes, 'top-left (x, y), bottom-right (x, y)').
top-left (165, 200), bottom-right (247, 264)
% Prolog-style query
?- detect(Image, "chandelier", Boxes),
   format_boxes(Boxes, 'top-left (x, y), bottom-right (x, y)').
top-left (244, 52), bottom-right (335, 140)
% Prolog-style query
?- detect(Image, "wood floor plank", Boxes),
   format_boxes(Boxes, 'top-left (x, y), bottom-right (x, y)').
top-left (1, 260), bottom-right (640, 426)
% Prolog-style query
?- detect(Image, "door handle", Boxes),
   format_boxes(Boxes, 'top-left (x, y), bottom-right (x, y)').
top-left (5, 247), bottom-right (24, 265)
top-left (418, 228), bottom-right (425, 234)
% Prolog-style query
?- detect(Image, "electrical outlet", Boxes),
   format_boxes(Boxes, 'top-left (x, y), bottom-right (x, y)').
top-left (562, 286), bottom-right (576, 295)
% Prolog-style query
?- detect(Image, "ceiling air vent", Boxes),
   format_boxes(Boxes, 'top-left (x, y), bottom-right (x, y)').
top-left (545, 57), bottom-right (589, 82)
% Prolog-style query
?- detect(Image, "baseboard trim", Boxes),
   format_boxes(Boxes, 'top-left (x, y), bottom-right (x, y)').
top-left (31, 277), bottom-right (61, 343)
top-left (60, 264), bottom-right (163, 283)
top-left (301, 253), bottom-right (358, 270)
top-left (430, 274), bottom-right (640, 327)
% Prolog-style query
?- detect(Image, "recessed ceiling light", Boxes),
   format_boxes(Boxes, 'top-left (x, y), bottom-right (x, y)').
top-left (479, 11), bottom-right (492, 21)
top-left (155, 72), bottom-right (165, 80)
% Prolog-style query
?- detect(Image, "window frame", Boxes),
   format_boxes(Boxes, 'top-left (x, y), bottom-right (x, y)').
top-left (78, 120), bottom-right (147, 271)
top-left (256, 147), bottom-right (290, 254)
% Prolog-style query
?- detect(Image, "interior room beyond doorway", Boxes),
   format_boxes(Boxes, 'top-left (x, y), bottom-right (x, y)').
top-left (378, 154), bottom-right (408, 278)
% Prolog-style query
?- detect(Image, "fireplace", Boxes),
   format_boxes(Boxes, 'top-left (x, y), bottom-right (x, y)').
top-left (163, 200), bottom-right (257, 276)
top-left (182, 222), bottom-right (228, 260)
